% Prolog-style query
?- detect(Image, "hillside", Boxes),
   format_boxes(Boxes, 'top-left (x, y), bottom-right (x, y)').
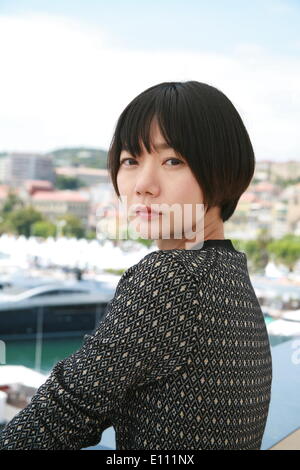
top-left (45, 147), bottom-right (108, 169)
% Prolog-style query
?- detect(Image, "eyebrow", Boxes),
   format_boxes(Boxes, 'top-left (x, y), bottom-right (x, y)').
top-left (121, 142), bottom-right (174, 156)
top-left (152, 142), bottom-right (172, 151)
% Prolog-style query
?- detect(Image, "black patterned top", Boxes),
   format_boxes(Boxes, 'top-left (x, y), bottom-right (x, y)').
top-left (0, 239), bottom-right (273, 450)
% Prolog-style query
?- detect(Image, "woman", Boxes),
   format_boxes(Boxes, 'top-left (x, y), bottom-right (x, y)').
top-left (0, 81), bottom-right (272, 450)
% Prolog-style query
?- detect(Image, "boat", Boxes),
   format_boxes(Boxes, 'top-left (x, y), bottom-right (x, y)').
top-left (0, 285), bottom-right (115, 341)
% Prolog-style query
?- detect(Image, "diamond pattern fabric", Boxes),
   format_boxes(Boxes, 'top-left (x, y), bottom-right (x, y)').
top-left (0, 240), bottom-right (272, 450)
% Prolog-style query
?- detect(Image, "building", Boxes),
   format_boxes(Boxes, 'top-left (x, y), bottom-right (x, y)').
top-left (28, 190), bottom-right (90, 228)
top-left (55, 167), bottom-right (110, 186)
top-left (78, 182), bottom-right (116, 230)
top-left (0, 185), bottom-right (11, 211)
top-left (255, 160), bottom-right (273, 182)
top-left (271, 161), bottom-right (300, 182)
top-left (0, 153), bottom-right (55, 187)
top-left (281, 183), bottom-right (300, 233)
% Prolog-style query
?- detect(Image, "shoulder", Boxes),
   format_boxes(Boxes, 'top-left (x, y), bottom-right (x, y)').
top-left (119, 247), bottom-right (215, 287)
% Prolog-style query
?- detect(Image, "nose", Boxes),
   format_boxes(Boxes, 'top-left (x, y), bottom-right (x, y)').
top-left (134, 162), bottom-right (160, 197)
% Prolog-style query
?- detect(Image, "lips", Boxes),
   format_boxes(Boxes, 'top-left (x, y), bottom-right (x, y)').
top-left (133, 205), bottom-right (162, 215)
top-left (137, 208), bottom-right (161, 215)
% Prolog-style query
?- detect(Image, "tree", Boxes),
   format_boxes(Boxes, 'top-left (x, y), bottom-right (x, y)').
top-left (240, 228), bottom-right (272, 274)
top-left (55, 175), bottom-right (87, 190)
top-left (267, 234), bottom-right (300, 273)
top-left (134, 237), bottom-right (156, 248)
top-left (57, 214), bottom-right (85, 239)
top-left (85, 229), bottom-right (97, 240)
top-left (0, 218), bottom-right (15, 235)
top-left (1, 190), bottom-right (24, 215)
top-left (31, 220), bottom-right (57, 238)
top-left (6, 206), bottom-right (44, 237)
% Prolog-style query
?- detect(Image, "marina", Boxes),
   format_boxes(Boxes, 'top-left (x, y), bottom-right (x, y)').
top-left (0, 236), bottom-right (300, 449)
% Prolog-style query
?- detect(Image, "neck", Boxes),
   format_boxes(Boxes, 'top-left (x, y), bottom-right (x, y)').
top-left (156, 212), bottom-right (224, 250)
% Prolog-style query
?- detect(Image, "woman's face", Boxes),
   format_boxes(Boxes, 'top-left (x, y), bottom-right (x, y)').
top-left (116, 119), bottom-right (206, 250)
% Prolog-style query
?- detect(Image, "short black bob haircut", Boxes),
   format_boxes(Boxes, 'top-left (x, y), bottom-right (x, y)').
top-left (107, 81), bottom-right (255, 222)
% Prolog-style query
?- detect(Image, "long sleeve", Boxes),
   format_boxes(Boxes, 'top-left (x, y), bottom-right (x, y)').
top-left (0, 250), bottom-right (199, 450)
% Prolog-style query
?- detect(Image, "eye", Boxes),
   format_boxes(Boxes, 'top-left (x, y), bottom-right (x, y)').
top-left (164, 158), bottom-right (183, 166)
top-left (120, 157), bottom-right (183, 167)
top-left (120, 158), bottom-right (137, 166)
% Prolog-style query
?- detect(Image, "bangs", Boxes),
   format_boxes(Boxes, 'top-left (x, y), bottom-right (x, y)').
top-left (107, 80), bottom-right (255, 223)
top-left (116, 82), bottom-right (188, 159)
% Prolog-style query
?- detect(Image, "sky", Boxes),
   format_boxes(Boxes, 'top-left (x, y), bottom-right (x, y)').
top-left (0, 0), bottom-right (300, 162)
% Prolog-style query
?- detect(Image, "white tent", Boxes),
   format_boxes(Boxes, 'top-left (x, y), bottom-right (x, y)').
top-left (0, 233), bottom-right (155, 272)
top-left (0, 365), bottom-right (49, 388)
top-left (265, 261), bottom-right (289, 279)
top-left (267, 319), bottom-right (300, 336)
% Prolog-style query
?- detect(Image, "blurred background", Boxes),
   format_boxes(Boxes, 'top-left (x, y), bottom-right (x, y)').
top-left (0, 0), bottom-right (300, 450)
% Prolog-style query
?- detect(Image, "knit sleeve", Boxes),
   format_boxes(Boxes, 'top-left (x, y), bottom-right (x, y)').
top-left (0, 250), bottom-right (199, 450)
